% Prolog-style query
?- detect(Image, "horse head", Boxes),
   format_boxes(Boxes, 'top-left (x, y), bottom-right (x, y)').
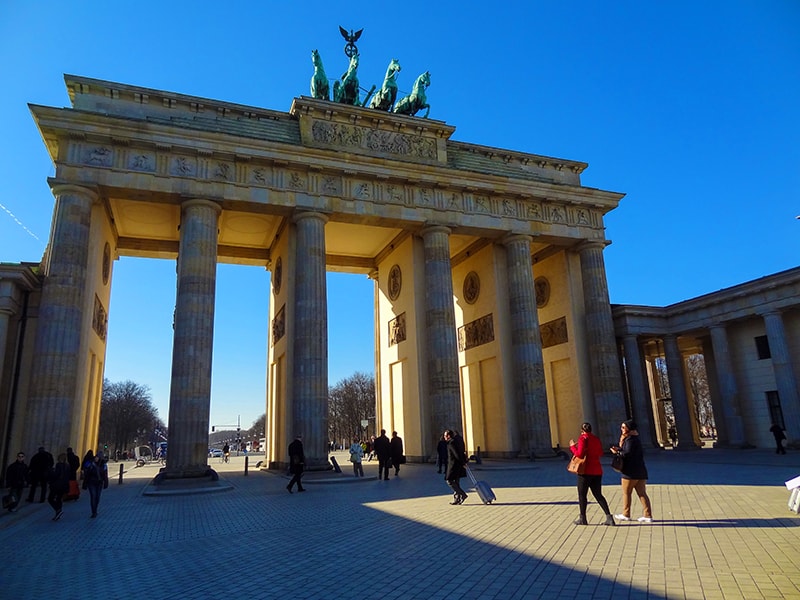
top-left (387, 58), bottom-right (401, 80)
top-left (417, 71), bottom-right (431, 90)
top-left (311, 49), bottom-right (321, 67)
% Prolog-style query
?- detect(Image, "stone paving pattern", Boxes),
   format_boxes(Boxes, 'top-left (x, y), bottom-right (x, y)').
top-left (2, 449), bottom-right (799, 599)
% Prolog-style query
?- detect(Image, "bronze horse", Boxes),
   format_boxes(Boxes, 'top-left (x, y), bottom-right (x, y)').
top-left (393, 71), bottom-right (431, 118)
top-left (369, 58), bottom-right (401, 111)
top-left (310, 50), bottom-right (329, 101)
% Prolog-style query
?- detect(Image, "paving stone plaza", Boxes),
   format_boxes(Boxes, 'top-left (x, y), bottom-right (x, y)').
top-left (2, 448), bottom-right (799, 599)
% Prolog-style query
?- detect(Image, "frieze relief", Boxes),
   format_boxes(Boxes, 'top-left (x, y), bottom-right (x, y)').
top-left (540, 316), bottom-right (568, 349)
top-left (458, 313), bottom-right (494, 352)
top-left (129, 152), bottom-right (155, 172)
top-left (92, 295), bottom-right (108, 341)
top-left (311, 120), bottom-right (436, 160)
top-left (271, 304), bottom-right (286, 346)
top-left (388, 312), bottom-right (406, 347)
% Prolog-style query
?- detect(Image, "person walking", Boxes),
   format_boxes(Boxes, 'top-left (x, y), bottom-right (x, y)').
top-left (611, 420), bottom-right (653, 523)
top-left (373, 429), bottom-right (391, 481)
top-left (569, 422), bottom-right (615, 526)
top-left (390, 431), bottom-right (404, 477)
top-left (770, 423), bottom-right (787, 455)
top-left (65, 447), bottom-right (81, 501)
top-left (286, 435), bottom-right (305, 493)
top-left (47, 453), bottom-right (70, 521)
top-left (4, 451), bottom-right (28, 512)
top-left (436, 434), bottom-right (448, 474)
top-left (82, 450), bottom-right (109, 518)
top-left (349, 437), bottom-right (364, 477)
top-left (444, 429), bottom-right (468, 505)
top-left (26, 446), bottom-right (54, 503)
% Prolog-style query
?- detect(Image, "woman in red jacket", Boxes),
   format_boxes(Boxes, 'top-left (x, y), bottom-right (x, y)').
top-left (569, 422), bottom-right (615, 526)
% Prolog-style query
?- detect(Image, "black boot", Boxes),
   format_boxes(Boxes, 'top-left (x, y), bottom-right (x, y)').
top-left (604, 514), bottom-right (616, 526)
top-left (574, 515), bottom-right (588, 525)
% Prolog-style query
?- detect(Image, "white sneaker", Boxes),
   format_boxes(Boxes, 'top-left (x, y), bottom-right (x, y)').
top-left (637, 516), bottom-right (653, 523)
top-left (614, 514), bottom-right (630, 521)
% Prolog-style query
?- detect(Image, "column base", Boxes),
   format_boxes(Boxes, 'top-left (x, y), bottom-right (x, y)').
top-left (145, 467), bottom-right (233, 496)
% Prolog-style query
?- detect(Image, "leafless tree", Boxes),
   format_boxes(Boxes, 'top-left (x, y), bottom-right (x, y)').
top-left (98, 379), bottom-right (163, 456)
top-left (328, 372), bottom-right (375, 447)
top-left (687, 354), bottom-right (715, 436)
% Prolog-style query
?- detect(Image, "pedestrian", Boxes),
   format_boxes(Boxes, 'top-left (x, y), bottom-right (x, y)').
top-left (26, 446), bottom-right (54, 503)
top-left (367, 436), bottom-right (376, 461)
top-left (611, 420), bottom-right (654, 523)
top-left (568, 422), bottom-right (615, 526)
top-left (436, 434), bottom-right (448, 474)
top-left (286, 435), bottom-right (305, 493)
top-left (82, 450), bottom-right (109, 518)
top-left (65, 447), bottom-right (81, 501)
top-left (4, 451), bottom-right (28, 512)
top-left (770, 423), bottom-right (787, 455)
top-left (349, 437), bottom-right (364, 477)
top-left (373, 429), bottom-right (391, 481)
top-left (444, 429), bottom-right (468, 505)
top-left (47, 453), bottom-right (70, 521)
top-left (390, 431), bottom-right (404, 477)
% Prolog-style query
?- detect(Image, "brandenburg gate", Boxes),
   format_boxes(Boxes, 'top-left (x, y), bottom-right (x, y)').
top-left (14, 74), bottom-right (625, 480)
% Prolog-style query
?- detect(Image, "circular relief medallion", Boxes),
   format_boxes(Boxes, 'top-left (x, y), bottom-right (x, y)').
top-left (388, 264), bottom-right (402, 301)
top-left (102, 243), bottom-right (111, 285)
top-left (273, 257), bottom-right (283, 295)
top-left (534, 276), bottom-right (550, 308)
top-left (463, 271), bottom-right (480, 304)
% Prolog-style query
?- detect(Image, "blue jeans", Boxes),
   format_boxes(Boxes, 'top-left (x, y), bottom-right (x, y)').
top-left (87, 482), bottom-right (104, 516)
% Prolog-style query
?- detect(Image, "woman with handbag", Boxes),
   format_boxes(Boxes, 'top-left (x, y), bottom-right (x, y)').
top-left (569, 422), bottom-right (615, 526)
top-left (610, 420), bottom-right (653, 523)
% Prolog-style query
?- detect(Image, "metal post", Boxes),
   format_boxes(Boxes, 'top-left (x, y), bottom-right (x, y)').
top-left (244, 455), bottom-right (249, 476)
top-left (118, 463), bottom-right (124, 485)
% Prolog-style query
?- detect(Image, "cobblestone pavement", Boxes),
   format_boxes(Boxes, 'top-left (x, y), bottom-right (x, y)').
top-left (2, 448), bottom-right (799, 599)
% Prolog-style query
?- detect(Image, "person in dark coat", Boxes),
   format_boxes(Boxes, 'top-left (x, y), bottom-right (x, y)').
top-left (444, 429), bottom-right (468, 505)
top-left (770, 423), bottom-right (787, 455)
top-left (27, 446), bottom-right (54, 503)
top-left (373, 429), bottom-right (391, 481)
top-left (390, 431), bottom-right (404, 477)
top-left (82, 450), bottom-right (109, 518)
top-left (610, 419), bottom-right (653, 522)
top-left (47, 453), bottom-right (70, 521)
top-left (66, 448), bottom-right (80, 481)
top-left (4, 451), bottom-right (28, 512)
top-left (286, 435), bottom-right (306, 493)
top-left (569, 422), bottom-right (614, 526)
top-left (436, 434), bottom-right (448, 474)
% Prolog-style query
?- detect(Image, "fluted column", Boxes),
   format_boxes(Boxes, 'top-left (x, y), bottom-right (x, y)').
top-left (421, 225), bottom-right (461, 439)
top-left (709, 324), bottom-right (745, 446)
top-left (292, 211), bottom-right (329, 467)
top-left (163, 199), bottom-right (221, 478)
top-left (663, 333), bottom-right (700, 449)
top-left (577, 241), bottom-right (626, 445)
top-left (763, 311), bottom-right (800, 440)
top-left (25, 185), bottom-right (97, 455)
top-left (503, 234), bottom-right (550, 453)
top-left (622, 335), bottom-right (656, 447)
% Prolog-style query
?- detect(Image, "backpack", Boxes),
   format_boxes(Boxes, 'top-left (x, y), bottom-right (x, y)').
top-left (84, 461), bottom-right (100, 483)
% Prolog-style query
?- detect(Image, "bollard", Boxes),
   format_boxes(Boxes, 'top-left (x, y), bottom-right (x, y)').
top-left (244, 455), bottom-right (249, 476)
top-left (330, 455), bottom-right (342, 473)
top-left (118, 463), bottom-right (124, 485)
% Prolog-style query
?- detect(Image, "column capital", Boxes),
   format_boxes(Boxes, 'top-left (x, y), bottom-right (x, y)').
top-left (420, 223), bottom-right (451, 237)
top-left (576, 239), bottom-right (611, 253)
top-left (367, 269), bottom-right (379, 281)
top-left (181, 198), bottom-right (222, 214)
top-left (501, 233), bottom-right (534, 247)
top-left (292, 210), bottom-right (329, 225)
top-left (49, 183), bottom-right (99, 204)
top-left (760, 309), bottom-right (783, 319)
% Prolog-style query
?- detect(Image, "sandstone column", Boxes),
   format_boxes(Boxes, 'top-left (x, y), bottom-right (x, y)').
top-left (663, 333), bottom-right (700, 449)
top-left (421, 225), bottom-right (461, 440)
top-left (708, 324), bottom-right (745, 446)
top-left (163, 199), bottom-right (221, 478)
top-left (503, 234), bottom-right (551, 454)
top-left (622, 335), bottom-right (656, 447)
top-left (577, 241), bottom-right (626, 445)
top-left (292, 211), bottom-right (328, 467)
top-left (25, 184), bottom-right (97, 455)
top-left (763, 311), bottom-right (800, 440)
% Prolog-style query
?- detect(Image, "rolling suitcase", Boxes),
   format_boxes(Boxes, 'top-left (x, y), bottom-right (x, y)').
top-left (466, 465), bottom-right (496, 504)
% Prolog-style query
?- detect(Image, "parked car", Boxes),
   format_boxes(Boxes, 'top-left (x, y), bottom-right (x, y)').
top-left (209, 448), bottom-right (223, 457)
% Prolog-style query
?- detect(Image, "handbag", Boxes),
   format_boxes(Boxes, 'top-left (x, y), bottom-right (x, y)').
top-left (611, 454), bottom-right (624, 473)
top-left (399, 455), bottom-right (407, 464)
top-left (567, 454), bottom-right (586, 475)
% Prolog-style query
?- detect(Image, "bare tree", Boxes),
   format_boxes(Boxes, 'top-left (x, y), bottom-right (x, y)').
top-left (328, 372), bottom-right (375, 447)
top-left (99, 379), bottom-right (163, 456)
top-left (687, 354), bottom-right (715, 436)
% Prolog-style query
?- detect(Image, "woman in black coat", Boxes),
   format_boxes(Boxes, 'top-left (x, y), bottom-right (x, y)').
top-left (444, 430), bottom-right (468, 505)
top-left (610, 420), bottom-right (653, 522)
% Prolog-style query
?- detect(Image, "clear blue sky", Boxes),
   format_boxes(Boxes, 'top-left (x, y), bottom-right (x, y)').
top-left (2, 2), bottom-right (798, 430)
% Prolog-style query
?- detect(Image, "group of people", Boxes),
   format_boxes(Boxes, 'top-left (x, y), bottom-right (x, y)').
top-left (4, 445), bottom-right (109, 520)
top-left (569, 419), bottom-right (653, 525)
